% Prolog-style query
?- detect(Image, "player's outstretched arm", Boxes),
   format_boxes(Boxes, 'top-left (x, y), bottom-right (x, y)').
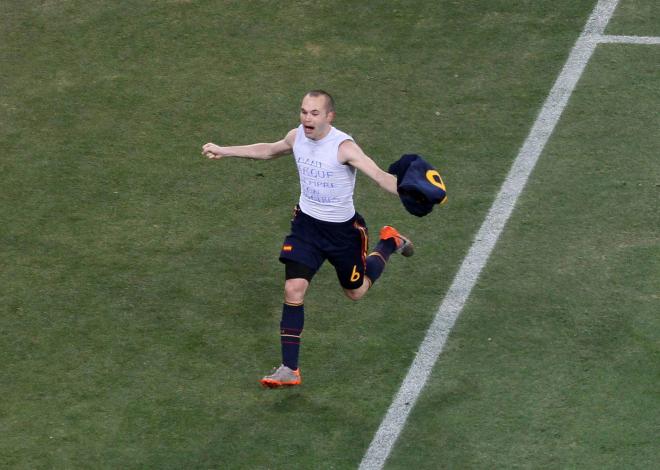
top-left (338, 140), bottom-right (398, 195)
top-left (202, 129), bottom-right (296, 161)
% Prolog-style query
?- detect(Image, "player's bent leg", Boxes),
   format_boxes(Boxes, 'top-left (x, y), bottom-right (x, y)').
top-left (342, 276), bottom-right (372, 301)
top-left (364, 226), bottom-right (414, 286)
top-left (379, 226), bottom-right (414, 257)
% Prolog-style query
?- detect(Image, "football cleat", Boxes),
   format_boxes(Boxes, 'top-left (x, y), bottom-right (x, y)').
top-left (379, 226), bottom-right (414, 257)
top-left (260, 364), bottom-right (301, 388)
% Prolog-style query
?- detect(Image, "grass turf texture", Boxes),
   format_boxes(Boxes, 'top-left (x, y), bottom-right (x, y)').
top-left (387, 40), bottom-right (660, 469)
top-left (1, 0), bottom-right (657, 468)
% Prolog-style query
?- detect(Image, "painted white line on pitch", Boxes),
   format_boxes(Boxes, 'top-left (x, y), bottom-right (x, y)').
top-left (359, 1), bottom-right (621, 469)
top-left (597, 34), bottom-right (660, 44)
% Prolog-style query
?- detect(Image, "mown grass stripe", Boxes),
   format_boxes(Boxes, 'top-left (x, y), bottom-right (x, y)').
top-left (359, 1), bottom-right (622, 468)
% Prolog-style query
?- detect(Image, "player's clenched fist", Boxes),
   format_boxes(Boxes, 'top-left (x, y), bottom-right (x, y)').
top-left (202, 143), bottom-right (225, 159)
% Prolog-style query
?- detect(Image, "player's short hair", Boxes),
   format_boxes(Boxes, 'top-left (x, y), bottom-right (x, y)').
top-left (304, 89), bottom-right (335, 114)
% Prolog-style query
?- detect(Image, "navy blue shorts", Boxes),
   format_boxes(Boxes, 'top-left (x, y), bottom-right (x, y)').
top-left (279, 206), bottom-right (369, 290)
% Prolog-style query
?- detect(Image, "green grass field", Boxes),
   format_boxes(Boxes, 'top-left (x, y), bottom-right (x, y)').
top-left (1, 1), bottom-right (658, 468)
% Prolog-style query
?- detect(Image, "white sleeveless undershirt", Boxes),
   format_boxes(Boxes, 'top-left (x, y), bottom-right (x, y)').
top-left (292, 125), bottom-right (357, 222)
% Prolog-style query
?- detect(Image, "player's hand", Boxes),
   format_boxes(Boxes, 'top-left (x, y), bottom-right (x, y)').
top-left (202, 143), bottom-right (225, 159)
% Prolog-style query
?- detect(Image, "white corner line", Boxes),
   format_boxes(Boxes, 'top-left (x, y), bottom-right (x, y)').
top-left (597, 34), bottom-right (660, 44)
top-left (358, 1), bottom-right (621, 468)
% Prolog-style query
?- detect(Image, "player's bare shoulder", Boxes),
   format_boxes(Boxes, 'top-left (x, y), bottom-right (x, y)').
top-left (337, 139), bottom-right (367, 165)
top-left (284, 128), bottom-right (298, 148)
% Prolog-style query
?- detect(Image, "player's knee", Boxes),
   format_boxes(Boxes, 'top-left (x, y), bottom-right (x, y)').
top-left (284, 278), bottom-right (308, 304)
top-left (343, 288), bottom-right (364, 302)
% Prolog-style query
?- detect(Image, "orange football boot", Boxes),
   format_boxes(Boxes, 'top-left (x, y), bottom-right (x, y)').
top-left (379, 226), bottom-right (414, 257)
top-left (260, 365), bottom-right (302, 388)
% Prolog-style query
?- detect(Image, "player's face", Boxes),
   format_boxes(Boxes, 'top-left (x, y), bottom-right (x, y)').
top-left (300, 95), bottom-right (334, 140)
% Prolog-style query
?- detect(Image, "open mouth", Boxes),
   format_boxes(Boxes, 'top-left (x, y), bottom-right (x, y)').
top-left (304, 125), bottom-right (314, 132)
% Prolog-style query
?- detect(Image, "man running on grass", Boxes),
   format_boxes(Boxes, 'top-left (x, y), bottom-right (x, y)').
top-left (202, 90), bottom-right (413, 388)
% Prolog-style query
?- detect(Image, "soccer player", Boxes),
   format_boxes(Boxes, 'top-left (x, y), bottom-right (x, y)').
top-left (202, 90), bottom-right (413, 388)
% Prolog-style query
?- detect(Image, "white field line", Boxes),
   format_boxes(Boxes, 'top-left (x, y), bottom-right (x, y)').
top-left (597, 34), bottom-right (660, 44)
top-left (359, 1), bottom-right (625, 469)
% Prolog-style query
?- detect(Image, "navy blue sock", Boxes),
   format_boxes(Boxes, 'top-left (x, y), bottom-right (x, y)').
top-left (280, 302), bottom-right (304, 370)
top-left (365, 238), bottom-right (397, 284)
